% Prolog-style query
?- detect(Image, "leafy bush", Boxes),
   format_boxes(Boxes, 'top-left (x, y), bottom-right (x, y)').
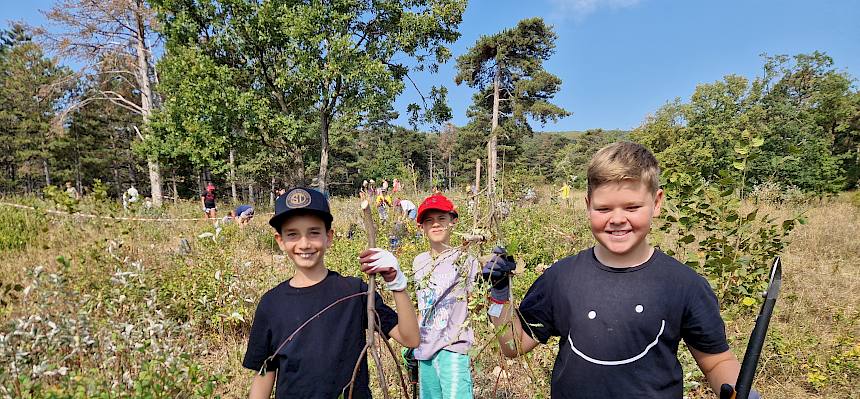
top-left (42, 185), bottom-right (78, 214)
top-left (656, 171), bottom-right (802, 305)
top-left (0, 255), bottom-right (223, 397)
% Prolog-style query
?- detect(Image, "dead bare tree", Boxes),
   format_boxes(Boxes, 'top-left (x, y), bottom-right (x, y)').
top-left (36, 0), bottom-right (164, 206)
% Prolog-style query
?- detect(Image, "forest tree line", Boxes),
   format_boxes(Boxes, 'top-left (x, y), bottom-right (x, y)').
top-left (1, 1), bottom-right (858, 206)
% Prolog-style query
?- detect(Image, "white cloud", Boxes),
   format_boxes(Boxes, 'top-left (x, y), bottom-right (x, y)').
top-left (549, 0), bottom-right (642, 21)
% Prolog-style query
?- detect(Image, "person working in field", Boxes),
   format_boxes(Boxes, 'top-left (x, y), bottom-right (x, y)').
top-left (410, 194), bottom-right (480, 398)
top-left (65, 181), bottom-right (80, 201)
top-left (559, 182), bottom-right (571, 207)
top-left (375, 190), bottom-right (392, 222)
top-left (200, 183), bottom-right (217, 219)
top-left (483, 142), bottom-right (760, 399)
top-left (223, 204), bottom-right (255, 227)
top-left (243, 187), bottom-right (419, 398)
top-left (394, 197), bottom-right (418, 221)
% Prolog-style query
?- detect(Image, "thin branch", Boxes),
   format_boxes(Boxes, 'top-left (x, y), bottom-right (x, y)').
top-left (258, 291), bottom-right (370, 375)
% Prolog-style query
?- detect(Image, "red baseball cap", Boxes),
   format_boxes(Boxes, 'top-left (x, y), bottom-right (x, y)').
top-left (416, 194), bottom-right (458, 223)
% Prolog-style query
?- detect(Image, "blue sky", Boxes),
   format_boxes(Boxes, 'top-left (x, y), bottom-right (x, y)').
top-left (4, 0), bottom-right (859, 132)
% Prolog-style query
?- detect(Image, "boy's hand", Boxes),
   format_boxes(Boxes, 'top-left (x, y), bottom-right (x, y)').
top-left (481, 246), bottom-right (517, 303)
top-left (359, 248), bottom-right (407, 292)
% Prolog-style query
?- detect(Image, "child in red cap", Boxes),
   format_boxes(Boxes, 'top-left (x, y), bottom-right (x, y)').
top-left (201, 182), bottom-right (217, 219)
top-left (411, 194), bottom-right (479, 398)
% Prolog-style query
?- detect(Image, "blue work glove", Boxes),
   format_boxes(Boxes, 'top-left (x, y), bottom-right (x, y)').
top-left (720, 384), bottom-right (762, 399)
top-left (481, 246), bottom-right (516, 303)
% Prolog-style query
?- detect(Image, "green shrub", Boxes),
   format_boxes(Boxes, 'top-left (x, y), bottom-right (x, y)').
top-left (656, 171), bottom-right (802, 305)
top-left (0, 255), bottom-right (224, 397)
top-left (0, 208), bottom-right (45, 251)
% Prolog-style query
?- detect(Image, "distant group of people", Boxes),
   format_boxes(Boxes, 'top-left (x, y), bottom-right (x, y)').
top-left (361, 177), bottom-right (419, 223)
top-left (60, 181), bottom-right (155, 210)
top-left (199, 182), bottom-right (257, 226)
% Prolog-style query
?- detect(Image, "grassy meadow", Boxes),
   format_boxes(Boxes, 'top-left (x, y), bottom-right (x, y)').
top-left (0, 189), bottom-right (857, 398)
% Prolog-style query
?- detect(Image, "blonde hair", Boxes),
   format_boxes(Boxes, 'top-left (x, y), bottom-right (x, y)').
top-left (586, 141), bottom-right (660, 197)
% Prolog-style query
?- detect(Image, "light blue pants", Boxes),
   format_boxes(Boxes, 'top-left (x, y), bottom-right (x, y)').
top-left (418, 350), bottom-right (473, 399)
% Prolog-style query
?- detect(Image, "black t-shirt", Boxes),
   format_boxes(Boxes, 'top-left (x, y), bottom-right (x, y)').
top-left (518, 248), bottom-right (729, 398)
top-left (201, 191), bottom-right (216, 208)
top-left (243, 271), bottom-right (399, 398)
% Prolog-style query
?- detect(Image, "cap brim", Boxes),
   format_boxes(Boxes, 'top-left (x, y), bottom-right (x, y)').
top-left (416, 208), bottom-right (458, 224)
top-left (269, 209), bottom-right (334, 231)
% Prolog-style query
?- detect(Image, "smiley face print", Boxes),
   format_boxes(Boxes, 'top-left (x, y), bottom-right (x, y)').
top-left (567, 303), bottom-right (666, 366)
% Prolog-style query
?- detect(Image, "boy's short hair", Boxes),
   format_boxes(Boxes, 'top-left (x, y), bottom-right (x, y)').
top-left (587, 141), bottom-right (660, 197)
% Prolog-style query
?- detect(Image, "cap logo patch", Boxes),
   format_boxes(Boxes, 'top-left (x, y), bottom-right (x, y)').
top-left (287, 189), bottom-right (312, 208)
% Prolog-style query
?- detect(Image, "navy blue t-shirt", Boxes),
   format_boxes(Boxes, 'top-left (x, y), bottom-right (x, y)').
top-left (243, 270), bottom-right (398, 398)
top-left (518, 248), bottom-right (729, 398)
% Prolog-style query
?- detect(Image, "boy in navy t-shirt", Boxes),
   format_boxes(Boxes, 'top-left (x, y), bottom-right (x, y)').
top-left (485, 142), bottom-right (760, 398)
top-left (243, 187), bottom-right (419, 398)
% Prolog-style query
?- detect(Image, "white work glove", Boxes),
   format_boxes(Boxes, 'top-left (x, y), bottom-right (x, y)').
top-left (359, 248), bottom-right (407, 292)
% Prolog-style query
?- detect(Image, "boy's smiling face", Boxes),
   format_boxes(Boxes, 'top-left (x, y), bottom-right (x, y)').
top-left (420, 210), bottom-right (455, 245)
top-left (586, 179), bottom-right (663, 266)
top-left (275, 213), bottom-right (334, 271)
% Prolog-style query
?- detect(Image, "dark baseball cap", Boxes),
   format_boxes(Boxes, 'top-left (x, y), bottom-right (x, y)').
top-left (269, 187), bottom-right (333, 231)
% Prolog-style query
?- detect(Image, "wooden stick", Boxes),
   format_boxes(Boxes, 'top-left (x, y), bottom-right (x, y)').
top-left (360, 199), bottom-right (389, 399)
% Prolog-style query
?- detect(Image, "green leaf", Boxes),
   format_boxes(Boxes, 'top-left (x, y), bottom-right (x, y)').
top-left (679, 234), bottom-right (696, 244)
top-left (742, 297), bottom-right (756, 306)
top-left (750, 136), bottom-right (764, 147)
top-left (734, 144), bottom-right (750, 155)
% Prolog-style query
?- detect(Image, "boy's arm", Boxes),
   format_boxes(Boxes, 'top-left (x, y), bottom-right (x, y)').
top-left (689, 346), bottom-right (741, 395)
top-left (248, 371), bottom-right (275, 399)
top-left (490, 303), bottom-right (540, 358)
top-left (385, 290), bottom-right (420, 348)
top-left (358, 249), bottom-right (419, 348)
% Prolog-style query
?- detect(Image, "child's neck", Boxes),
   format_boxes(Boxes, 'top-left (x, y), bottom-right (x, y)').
top-left (594, 243), bottom-right (655, 268)
top-left (290, 265), bottom-right (329, 288)
top-left (429, 241), bottom-right (452, 257)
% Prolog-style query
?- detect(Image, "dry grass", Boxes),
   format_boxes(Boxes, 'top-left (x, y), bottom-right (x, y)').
top-left (1, 191), bottom-right (858, 398)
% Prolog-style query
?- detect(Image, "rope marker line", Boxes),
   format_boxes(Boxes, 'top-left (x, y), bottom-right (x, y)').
top-left (0, 201), bottom-right (209, 222)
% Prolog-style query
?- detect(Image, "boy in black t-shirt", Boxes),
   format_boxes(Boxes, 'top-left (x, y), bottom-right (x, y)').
top-left (485, 142), bottom-right (760, 398)
top-left (244, 187), bottom-right (419, 398)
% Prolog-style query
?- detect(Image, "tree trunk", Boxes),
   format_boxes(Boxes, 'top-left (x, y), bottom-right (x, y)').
top-left (447, 153), bottom-right (452, 191)
top-left (475, 158), bottom-right (481, 195)
top-left (112, 162), bottom-right (120, 197)
top-left (133, 1), bottom-right (162, 207)
top-left (110, 133), bottom-right (121, 196)
top-left (172, 170), bottom-right (178, 204)
top-left (317, 112), bottom-right (330, 194)
top-left (489, 66), bottom-right (501, 197)
top-left (475, 158), bottom-right (481, 225)
top-left (128, 160), bottom-right (136, 185)
top-left (429, 152), bottom-right (434, 189)
top-left (147, 161), bottom-right (162, 205)
top-left (270, 176), bottom-right (276, 208)
top-left (43, 158), bottom-right (51, 186)
top-left (229, 148), bottom-right (237, 202)
top-left (295, 148), bottom-right (306, 186)
top-left (248, 183), bottom-right (254, 205)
